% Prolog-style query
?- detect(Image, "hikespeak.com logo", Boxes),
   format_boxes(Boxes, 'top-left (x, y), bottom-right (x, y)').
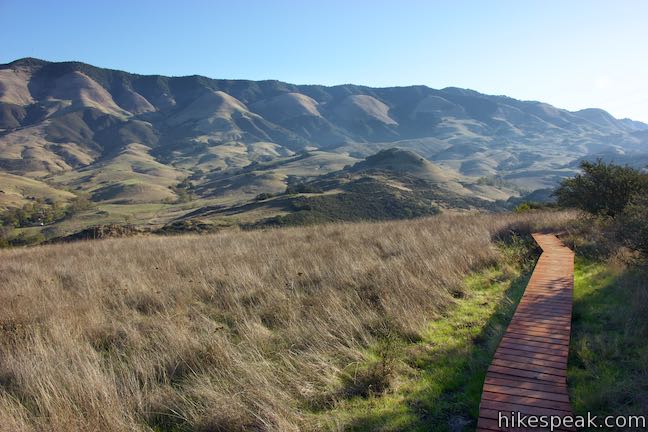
top-left (499, 411), bottom-right (647, 430)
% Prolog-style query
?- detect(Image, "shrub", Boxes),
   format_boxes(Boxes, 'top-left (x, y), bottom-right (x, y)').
top-left (285, 183), bottom-right (322, 194)
top-left (555, 160), bottom-right (648, 258)
top-left (618, 195), bottom-right (648, 256)
top-left (514, 202), bottom-right (532, 213)
top-left (170, 180), bottom-right (196, 203)
top-left (254, 192), bottom-right (275, 201)
top-left (65, 195), bottom-right (95, 216)
top-left (514, 201), bottom-right (556, 213)
top-left (554, 159), bottom-right (647, 218)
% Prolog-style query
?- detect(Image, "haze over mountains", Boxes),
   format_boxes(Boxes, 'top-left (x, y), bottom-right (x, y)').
top-left (1, 57), bottom-right (647, 236)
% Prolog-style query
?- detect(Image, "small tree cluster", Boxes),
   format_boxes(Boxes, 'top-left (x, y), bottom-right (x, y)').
top-left (170, 179), bottom-right (196, 203)
top-left (0, 195), bottom-right (95, 247)
top-left (555, 159), bottom-right (647, 218)
top-left (254, 192), bottom-right (275, 201)
top-left (1, 199), bottom-right (67, 228)
top-left (555, 159), bottom-right (648, 256)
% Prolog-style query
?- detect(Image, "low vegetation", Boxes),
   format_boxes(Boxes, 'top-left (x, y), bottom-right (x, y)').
top-left (168, 180), bottom-right (196, 204)
top-left (251, 173), bottom-right (502, 228)
top-left (556, 159), bottom-right (648, 256)
top-left (555, 159), bottom-right (647, 218)
top-left (256, 183), bottom-right (441, 227)
top-left (569, 257), bottom-right (648, 430)
top-left (0, 211), bottom-right (573, 432)
top-left (552, 211), bottom-right (648, 430)
top-left (554, 160), bottom-right (648, 430)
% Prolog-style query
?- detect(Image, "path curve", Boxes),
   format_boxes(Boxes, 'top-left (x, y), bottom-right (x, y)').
top-left (477, 233), bottom-right (574, 431)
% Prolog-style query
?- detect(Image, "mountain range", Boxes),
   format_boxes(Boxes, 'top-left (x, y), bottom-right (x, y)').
top-left (1, 57), bottom-right (647, 239)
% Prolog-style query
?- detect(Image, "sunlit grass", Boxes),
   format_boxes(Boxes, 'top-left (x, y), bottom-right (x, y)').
top-left (569, 257), bottom-right (648, 430)
top-left (0, 211), bottom-right (573, 431)
top-left (310, 244), bottom-right (535, 432)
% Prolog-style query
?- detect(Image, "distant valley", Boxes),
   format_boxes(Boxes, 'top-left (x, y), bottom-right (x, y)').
top-left (1, 57), bottom-right (647, 241)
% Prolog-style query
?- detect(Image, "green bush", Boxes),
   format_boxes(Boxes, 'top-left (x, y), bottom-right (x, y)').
top-left (554, 159), bottom-right (647, 218)
top-left (556, 160), bottom-right (648, 258)
top-left (514, 202), bottom-right (532, 213)
top-left (65, 195), bottom-right (95, 216)
top-left (618, 195), bottom-right (648, 256)
top-left (513, 201), bottom-right (554, 213)
top-left (254, 192), bottom-right (275, 201)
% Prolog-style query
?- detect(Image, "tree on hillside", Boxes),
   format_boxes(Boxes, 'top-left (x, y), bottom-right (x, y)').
top-left (554, 159), bottom-right (647, 217)
top-left (65, 195), bottom-right (94, 216)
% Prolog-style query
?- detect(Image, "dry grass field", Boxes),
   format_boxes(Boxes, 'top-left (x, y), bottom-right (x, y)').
top-left (0, 211), bottom-right (575, 432)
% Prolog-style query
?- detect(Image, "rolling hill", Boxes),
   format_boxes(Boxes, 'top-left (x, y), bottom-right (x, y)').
top-left (1, 57), bottom-right (647, 239)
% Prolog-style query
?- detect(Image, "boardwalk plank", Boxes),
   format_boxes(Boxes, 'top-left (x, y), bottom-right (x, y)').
top-left (496, 348), bottom-right (566, 363)
top-left (494, 352), bottom-right (565, 369)
top-left (481, 391), bottom-right (572, 411)
top-left (483, 382), bottom-right (570, 403)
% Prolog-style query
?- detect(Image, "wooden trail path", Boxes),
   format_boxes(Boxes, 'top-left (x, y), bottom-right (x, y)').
top-left (477, 233), bottom-right (574, 432)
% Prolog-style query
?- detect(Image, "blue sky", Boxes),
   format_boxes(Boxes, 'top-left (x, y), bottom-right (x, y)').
top-left (2, 0), bottom-right (647, 121)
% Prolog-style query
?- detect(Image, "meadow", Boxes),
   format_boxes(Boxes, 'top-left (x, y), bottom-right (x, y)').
top-left (0, 211), bottom-right (575, 431)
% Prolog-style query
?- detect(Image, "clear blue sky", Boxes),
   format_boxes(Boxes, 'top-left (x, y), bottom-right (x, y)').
top-left (2, 0), bottom-right (647, 121)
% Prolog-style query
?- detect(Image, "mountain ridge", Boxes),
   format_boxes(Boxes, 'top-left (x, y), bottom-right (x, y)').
top-left (3, 57), bottom-right (645, 126)
top-left (3, 57), bottom-right (646, 173)
top-left (1, 57), bottom-right (648, 240)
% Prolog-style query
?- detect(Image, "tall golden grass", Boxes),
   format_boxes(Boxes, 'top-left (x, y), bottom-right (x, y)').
top-left (0, 211), bottom-right (575, 432)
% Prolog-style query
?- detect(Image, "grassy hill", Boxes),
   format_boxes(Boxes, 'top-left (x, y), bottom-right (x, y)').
top-left (0, 172), bottom-right (74, 210)
top-left (1, 147), bottom-right (520, 244)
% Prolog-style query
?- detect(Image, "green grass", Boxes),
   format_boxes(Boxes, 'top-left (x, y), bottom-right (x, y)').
top-left (568, 257), bottom-right (648, 430)
top-left (309, 242), bottom-right (537, 432)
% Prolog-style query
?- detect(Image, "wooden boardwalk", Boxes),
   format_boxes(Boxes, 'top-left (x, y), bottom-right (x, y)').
top-left (477, 233), bottom-right (574, 431)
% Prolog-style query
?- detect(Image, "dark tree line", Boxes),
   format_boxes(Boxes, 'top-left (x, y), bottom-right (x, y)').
top-left (0, 196), bottom-right (94, 228)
